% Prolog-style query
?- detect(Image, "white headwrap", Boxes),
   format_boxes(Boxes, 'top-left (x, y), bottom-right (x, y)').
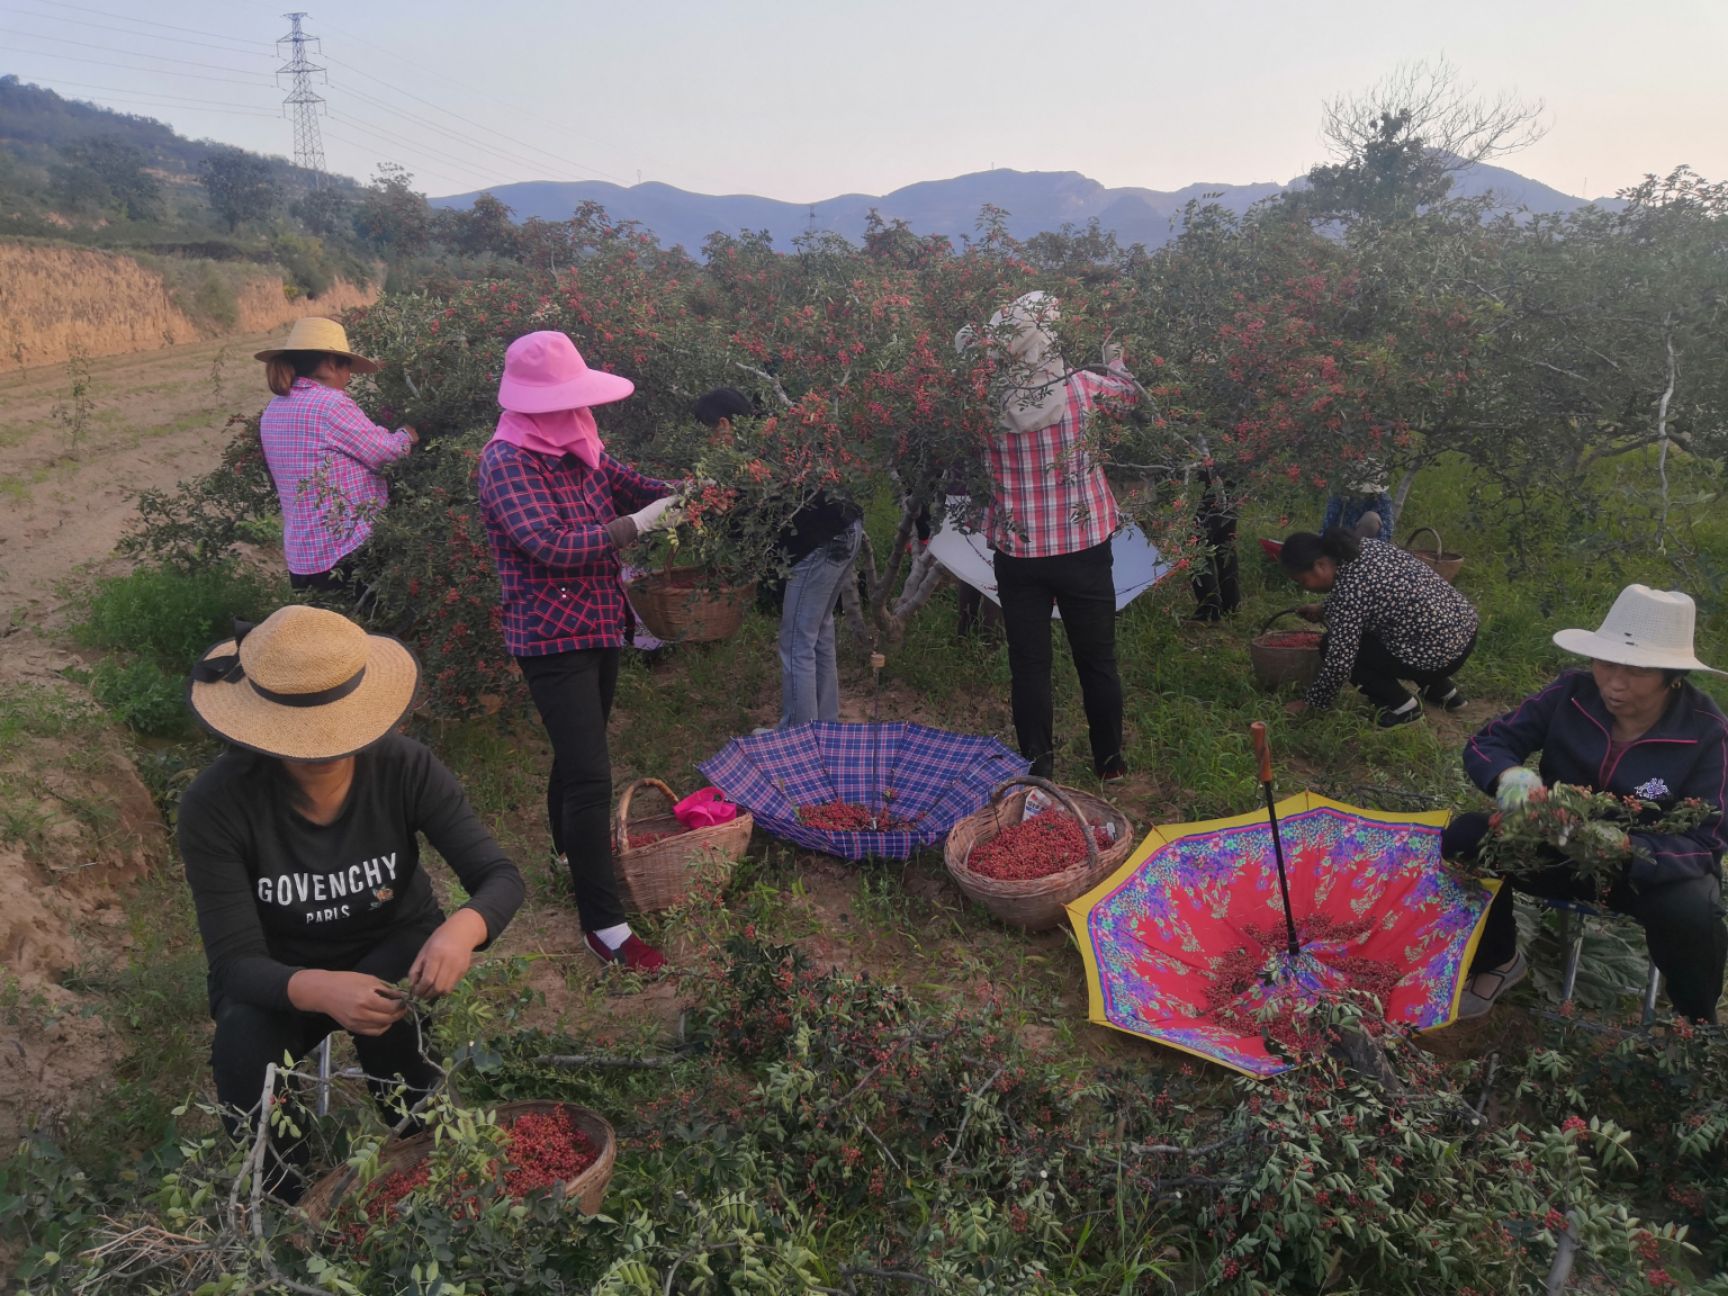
top-left (956, 291), bottom-right (1072, 434)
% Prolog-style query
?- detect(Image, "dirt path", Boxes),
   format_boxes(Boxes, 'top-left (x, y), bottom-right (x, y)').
top-left (0, 333), bottom-right (274, 630)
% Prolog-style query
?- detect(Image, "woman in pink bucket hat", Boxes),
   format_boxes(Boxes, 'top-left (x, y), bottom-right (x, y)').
top-left (476, 331), bottom-right (688, 971)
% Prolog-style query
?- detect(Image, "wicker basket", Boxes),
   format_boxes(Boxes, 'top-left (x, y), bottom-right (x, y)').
top-left (1249, 607), bottom-right (1324, 690)
top-left (614, 778), bottom-right (752, 914)
top-left (944, 776), bottom-right (1133, 931)
top-left (625, 569), bottom-right (756, 643)
top-left (297, 1100), bottom-right (616, 1234)
top-left (1402, 526), bottom-right (1465, 584)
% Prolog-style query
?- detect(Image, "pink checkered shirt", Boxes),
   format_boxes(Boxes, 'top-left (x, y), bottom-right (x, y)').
top-left (259, 378), bottom-right (413, 575)
top-left (983, 368), bottom-right (1135, 558)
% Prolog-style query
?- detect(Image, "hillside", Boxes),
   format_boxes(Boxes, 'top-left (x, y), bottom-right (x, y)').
top-left (431, 162), bottom-right (1609, 251)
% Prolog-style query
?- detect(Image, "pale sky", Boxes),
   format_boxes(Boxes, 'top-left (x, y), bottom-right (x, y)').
top-left (4, 0), bottom-right (1724, 202)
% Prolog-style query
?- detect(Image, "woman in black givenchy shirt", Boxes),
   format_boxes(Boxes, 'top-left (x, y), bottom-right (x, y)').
top-left (177, 605), bottom-right (524, 1195)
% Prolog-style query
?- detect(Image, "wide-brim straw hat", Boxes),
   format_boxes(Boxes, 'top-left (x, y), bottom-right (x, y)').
top-left (498, 330), bottom-right (633, 414)
top-left (188, 606), bottom-right (419, 760)
top-left (254, 317), bottom-right (381, 375)
top-left (1553, 583), bottom-right (1724, 676)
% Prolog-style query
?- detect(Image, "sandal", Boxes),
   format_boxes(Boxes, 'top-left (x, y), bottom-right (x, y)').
top-left (1456, 950), bottom-right (1527, 1020)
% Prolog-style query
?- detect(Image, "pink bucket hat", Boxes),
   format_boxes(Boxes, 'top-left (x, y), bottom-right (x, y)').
top-left (497, 331), bottom-right (635, 414)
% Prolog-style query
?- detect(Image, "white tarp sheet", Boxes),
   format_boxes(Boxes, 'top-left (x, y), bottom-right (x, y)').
top-left (926, 505), bottom-right (1171, 617)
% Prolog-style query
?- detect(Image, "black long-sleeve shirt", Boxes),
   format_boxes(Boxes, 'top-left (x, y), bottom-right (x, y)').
top-left (177, 735), bottom-right (525, 1012)
top-left (1305, 539), bottom-right (1479, 709)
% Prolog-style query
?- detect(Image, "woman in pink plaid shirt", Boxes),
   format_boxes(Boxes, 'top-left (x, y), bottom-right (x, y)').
top-left (957, 292), bottom-right (1138, 782)
top-left (256, 318), bottom-right (418, 595)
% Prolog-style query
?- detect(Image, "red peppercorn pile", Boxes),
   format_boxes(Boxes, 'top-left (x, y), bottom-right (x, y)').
top-left (616, 825), bottom-right (686, 851)
top-left (1257, 630), bottom-right (1322, 651)
top-left (967, 812), bottom-right (1113, 881)
top-left (1203, 915), bottom-right (1404, 1058)
top-left (797, 802), bottom-right (917, 832)
top-left (349, 1107), bottom-right (599, 1238)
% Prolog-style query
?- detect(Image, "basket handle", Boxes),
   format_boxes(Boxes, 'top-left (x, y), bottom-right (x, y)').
top-left (616, 777), bottom-right (679, 854)
top-left (981, 774), bottom-right (1100, 872)
top-left (1402, 526), bottom-right (1442, 553)
top-left (1256, 606), bottom-right (1312, 637)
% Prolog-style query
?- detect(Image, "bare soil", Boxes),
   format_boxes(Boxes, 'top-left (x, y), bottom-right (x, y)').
top-left (0, 331), bottom-right (275, 626)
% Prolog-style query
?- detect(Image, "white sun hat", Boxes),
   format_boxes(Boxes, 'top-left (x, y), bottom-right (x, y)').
top-left (1552, 584), bottom-right (1724, 676)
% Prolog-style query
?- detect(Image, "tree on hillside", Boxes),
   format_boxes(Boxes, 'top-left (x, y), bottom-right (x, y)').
top-left (1299, 58), bottom-right (1547, 220)
top-left (200, 146), bottom-right (279, 232)
top-left (452, 191), bottom-right (522, 259)
top-left (355, 163), bottom-right (432, 257)
top-left (292, 184), bottom-right (352, 239)
top-left (51, 137), bottom-right (161, 221)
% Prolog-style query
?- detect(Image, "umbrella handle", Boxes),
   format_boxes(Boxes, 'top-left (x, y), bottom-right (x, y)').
top-left (1250, 722), bottom-right (1273, 785)
top-left (986, 774), bottom-right (1101, 872)
top-left (615, 777), bottom-right (680, 855)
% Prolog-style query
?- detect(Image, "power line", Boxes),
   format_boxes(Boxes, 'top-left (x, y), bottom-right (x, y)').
top-left (325, 78), bottom-right (602, 188)
top-left (18, 76), bottom-right (279, 115)
top-left (0, 5), bottom-right (277, 57)
top-left (0, 27), bottom-right (276, 77)
top-left (317, 126), bottom-right (475, 192)
top-left (323, 112), bottom-right (526, 192)
top-left (28, 0), bottom-right (274, 48)
top-left (321, 51), bottom-right (623, 183)
top-left (4, 48), bottom-right (282, 87)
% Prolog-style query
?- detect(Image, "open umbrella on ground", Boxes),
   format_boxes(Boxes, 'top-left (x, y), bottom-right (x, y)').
top-left (1066, 732), bottom-right (1496, 1076)
top-left (700, 721), bottom-right (1028, 860)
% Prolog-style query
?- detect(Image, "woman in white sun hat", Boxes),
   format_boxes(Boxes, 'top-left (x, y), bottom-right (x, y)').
top-left (256, 317), bottom-right (418, 595)
top-left (177, 604), bottom-right (524, 1198)
top-left (1442, 584), bottom-right (1728, 1022)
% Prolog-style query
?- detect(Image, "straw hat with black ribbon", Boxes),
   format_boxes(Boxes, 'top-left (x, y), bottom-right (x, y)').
top-left (188, 606), bottom-right (419, 760)
top-left (1552, 584), bottom-right (1725, 677)
top-left (253, 317), bottom-right (381, 375)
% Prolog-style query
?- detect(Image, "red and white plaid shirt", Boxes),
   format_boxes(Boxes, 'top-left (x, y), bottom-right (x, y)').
top-left (983, 367), bottom-right (1135, 558)
top-left (259, 378), bottom-right (413, 575)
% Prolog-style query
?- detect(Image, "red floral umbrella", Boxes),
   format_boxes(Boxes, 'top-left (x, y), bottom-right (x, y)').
top-left (1066, 731), bottom-right (1496, 1077)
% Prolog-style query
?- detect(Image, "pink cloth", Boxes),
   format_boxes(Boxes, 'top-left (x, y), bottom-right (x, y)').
top-left (674, 787), bottom-right (739, 829)
top-left (491, 407), bottom-right (604, 470)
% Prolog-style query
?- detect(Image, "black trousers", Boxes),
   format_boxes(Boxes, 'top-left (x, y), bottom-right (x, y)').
top-left (1444, 811), bottom-right (1727, 1022)
top-left (210, 924), bottom-right (438, 1191)
top-left (1343, 630), bottom-right (1476, 710)
top-left (1190, 499), bottom-right (1240, 621)
top-left (993, 540), bottom-right (1123, 779)
top-left (518, 647), bottom-right (626, 931)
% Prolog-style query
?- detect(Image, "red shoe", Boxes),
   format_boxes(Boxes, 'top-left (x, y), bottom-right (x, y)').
top-left (584, 930), bottom-right (667, 972)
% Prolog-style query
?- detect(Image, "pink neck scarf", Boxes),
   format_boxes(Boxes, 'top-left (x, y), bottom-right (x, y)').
top-left (491, 407), bottom-right (604, 469)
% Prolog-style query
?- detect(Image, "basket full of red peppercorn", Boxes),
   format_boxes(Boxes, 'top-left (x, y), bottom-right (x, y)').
top-left (944, 775), bottom-right (1133, 930)
top-left (1249, 606), bottom-right (1324, 690)
top-left (625, 567), bottom-right (756, 643)
top-left (297, 1100), bottom-right (616, 1240)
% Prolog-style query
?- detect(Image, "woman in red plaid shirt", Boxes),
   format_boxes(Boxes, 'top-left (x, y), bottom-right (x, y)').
top-left (957, 292), bottom-right (1138, 781)
top-left (476, 332), bottom-right (685, 971)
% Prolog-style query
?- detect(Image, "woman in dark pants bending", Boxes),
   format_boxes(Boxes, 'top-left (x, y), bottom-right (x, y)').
top-left (1280, 529), bottom-right (1478, 728)
top-left (178, 605), bottom-right (524, 1197)
top-left (476, 331), bottom-right (687, 971)
top-left (1443, 584), bottom-right (1728, 1021)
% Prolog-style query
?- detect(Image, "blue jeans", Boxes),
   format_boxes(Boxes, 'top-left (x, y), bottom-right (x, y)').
top-left (1322, 492), bottom-right (1395, 539)
top-left (779, 521), bottom-right (862, 727)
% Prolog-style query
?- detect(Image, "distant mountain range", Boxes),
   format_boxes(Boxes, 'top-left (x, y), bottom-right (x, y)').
top-left (432, 164), bottom-right (1614, 252)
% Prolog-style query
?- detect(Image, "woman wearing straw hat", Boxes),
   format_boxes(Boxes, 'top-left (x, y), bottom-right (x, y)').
top-left (256, 317), bottom-right (418, 594)
top-left (476, 331), bottom-right (684, 972)
top-left (1443, 585), bottom-right (1728, 1021)
top-left (177, 605), bottom-right (525, 1195)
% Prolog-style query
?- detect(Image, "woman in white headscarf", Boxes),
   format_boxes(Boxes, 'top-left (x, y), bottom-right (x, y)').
top-left (956, 291), bottom-right (1138, 782)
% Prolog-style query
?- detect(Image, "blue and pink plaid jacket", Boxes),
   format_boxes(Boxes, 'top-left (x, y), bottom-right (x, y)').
top-left (260, 378), bottom-right (414, 575)
top-left (476, 440), bottom-right (669, 657)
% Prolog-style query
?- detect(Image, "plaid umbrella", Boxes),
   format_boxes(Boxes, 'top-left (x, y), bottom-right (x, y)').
top-left (1066, 792), bottom-right (1497, 1078)
top-left (700, 722), bottom-right (1028, 860)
